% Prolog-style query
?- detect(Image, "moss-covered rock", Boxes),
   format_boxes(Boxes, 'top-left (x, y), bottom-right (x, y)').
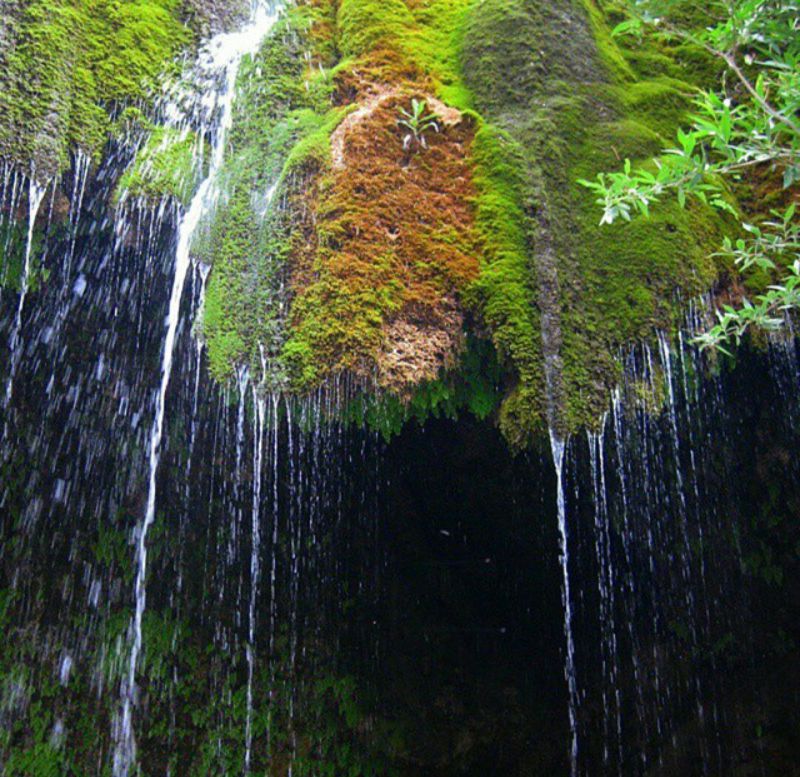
top-left (199, 0), bottom-right (487, 398)
top-left (188, 0), bottom-right (733, 445)
top-left (460, 0), bottom-right (728, 438)
top-left (114, 127), bottom-right (204, 206)
top-left (196, 3), bottom-right (338, 386)
top-left (1, 0), bottom-right (735, 445)
top-left (0, 0), bottom-right (199, 178)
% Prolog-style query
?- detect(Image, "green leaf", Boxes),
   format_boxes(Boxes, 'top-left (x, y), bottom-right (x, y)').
top-left (611, 18), bottom-right (642, 38)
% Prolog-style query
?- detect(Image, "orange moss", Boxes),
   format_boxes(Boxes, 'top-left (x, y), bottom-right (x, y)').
top-left (285, 91), bottom-right (481, 391)
top-left (280, 0), bottom-right (485, 394)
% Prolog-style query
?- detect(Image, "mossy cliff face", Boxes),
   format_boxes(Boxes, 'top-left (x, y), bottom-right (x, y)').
top-left (182, 0), bottom-right (729, 446)
top-left (115, 127), bottom-right (205, 206)
top-left (193, 0), bottom-right (537, 425)
top-left (194, 0), bottom-right (487, 401)
top-left (459, 0), bottom-right (726, 441)
top-left (3, 0), bottom-right (730, 445)
top-left (0, 0), bottom-right (249, 180)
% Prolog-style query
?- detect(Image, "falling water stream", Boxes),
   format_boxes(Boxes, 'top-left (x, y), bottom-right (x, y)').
top-left (0, 3), bottom-right (799, 772)
top-left (113, 4), bottom-right (280, 773)
top-left (3, 173), bottom-right (49, 416)
top-left (245, 389), bottom-right (266, 773)
top-left (588, 425), bottom-right (623, 771)
top-left (549, 428), bottom-right (579, 777)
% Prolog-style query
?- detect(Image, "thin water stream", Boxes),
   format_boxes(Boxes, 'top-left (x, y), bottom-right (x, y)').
top-left (549, 429), bottom-right (579, 777)
top-left (113, 4), bottom-right (280, 773)
top-left (4, 174), bottom-right (49, 416)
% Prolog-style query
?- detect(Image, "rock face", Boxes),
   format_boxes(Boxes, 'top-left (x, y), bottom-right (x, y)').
top-left (0, 0), bottom-right (730, 445)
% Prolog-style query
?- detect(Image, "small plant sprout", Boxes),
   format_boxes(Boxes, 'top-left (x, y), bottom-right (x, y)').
top-left (397, 99), bottom-right (440, 151)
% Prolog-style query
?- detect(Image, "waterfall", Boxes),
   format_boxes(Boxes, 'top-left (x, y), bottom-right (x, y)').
top-left (550, 306), bottom-right (800, 774)
top-left (549, 429), bottom-right (579, 777)
top-left (532, 185), bottom-right (578, 776)
top-left (45, 149), bottom-right (91, 369)
top-left (286, 398), bottom-right (299, 775)
top-left (187, 261), bottom-right (211, 474)
top-left (113, 4), bottom-right (280, 774)
top-left (0, 1), bottom-right (798, 768)
top-left (588, 426), bottom-right (623, 772)
top-left (266, 393), bottom-right (280, 753)
top-left (3, 172), bottom-right (49, 416)
top-left (245, 389), bottom-right (266, 774)
top-left (657, 330), bottom-right (707, 773)
top-left (611, 388), bottom-right (647, 772)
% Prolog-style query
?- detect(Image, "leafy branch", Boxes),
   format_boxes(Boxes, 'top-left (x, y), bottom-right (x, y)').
top-left (580, 0), bottom-right (800, 349)
top-left (695, 204), bottom-right (800, 352)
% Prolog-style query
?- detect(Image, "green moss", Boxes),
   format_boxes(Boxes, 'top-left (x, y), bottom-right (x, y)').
top-left (460, 0), bottom-right (729, 434)
top-left (278, 106), bottom-right (351, 180)
top-left (197, 5), bottom-right (346, 386)
top-left (337, 0), bottom-right (415, 58)
top-left (5, 743), bottom-right (65, 776)
top-left (0, 0), bottom-right (192, 176)
top-left (203, 279), bottom-right (246, 382)
top-left (404, 0), bottom-right (474, 107)
top-left (200, 186), bottom-right (291, 384)
top-left (579, 1), bottom-right (636, 81)
top-left (201, 0), bottom-right (483, 397)
top-left (615, 78), bottom-right (696, 141)
top-left (466, 123), bottom-right (546, 446)
top-left (230, 7), bottom-right (337, 152)
top-left (335, 0), bottom-right (476, 106)
top-left (192, 0), bottom-right (732, 443)
top-left (115, 127), bottom-right (202, 206)
top-left (281, 249), bottom-right (406, 390)
top-left (343, 336), bottom-right (503, 440)
top-left (1, 223), bottom-right (34, 293)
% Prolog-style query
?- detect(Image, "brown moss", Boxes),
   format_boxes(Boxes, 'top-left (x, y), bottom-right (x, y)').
top-left (285, 89), bottom-right (481, 391)
top-left (333, 46), bottom-right (425, 102)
